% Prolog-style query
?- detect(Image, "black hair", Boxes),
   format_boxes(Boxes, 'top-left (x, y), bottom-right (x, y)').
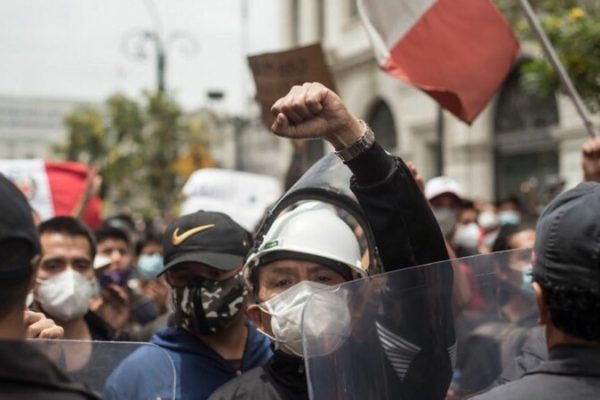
top-left (136, 231), bottom-right (163, 256)
top-left (38, 216), bottom-right (96, 259)
top-left (536, 277), bottom-right (600, 341)
top-left (461, 199), bottom-right (475, 209)
top-left (492, 223), bottom-right (534, 253)
top-left (0, 239), bottom-right (34, 318)
top-left (250, 251), bottom-right (354, 299)
top-left (104, 214), bottom-right (136, 231)
top-left (95, 225), bottom-right (131, 247)
top-left (496, 195), bottom-right (522, 211)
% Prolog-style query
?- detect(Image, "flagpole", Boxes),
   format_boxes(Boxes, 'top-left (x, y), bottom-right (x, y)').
top-left (518, 0), bottom-right (598, 138)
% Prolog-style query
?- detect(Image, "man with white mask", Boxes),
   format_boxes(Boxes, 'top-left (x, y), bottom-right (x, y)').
top-left (34, 216), bottom-right (121, 341)
top-left (425, 176), bottom-right (464, 241)
top-left (246, 202), bottom-right (365, 356)
top-left (210, 82), bottom-right (454, 400)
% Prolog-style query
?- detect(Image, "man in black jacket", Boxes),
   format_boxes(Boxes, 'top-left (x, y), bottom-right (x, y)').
top-left (210, 82), bottom-right (454, 400)
top-left (471, 182), bottom-right (600, 399)
top-left (0, 174), bottom-right (99, 400)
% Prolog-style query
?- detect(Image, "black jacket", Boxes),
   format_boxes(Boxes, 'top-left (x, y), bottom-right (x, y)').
top-left (210, 143), bottom-right (453, 400)
top-left (494, 325), bottom-right (547, 385)
top-left (470, 345), bottom-right (600, 400)
top-left (0, 340), bottom-right (100, 400)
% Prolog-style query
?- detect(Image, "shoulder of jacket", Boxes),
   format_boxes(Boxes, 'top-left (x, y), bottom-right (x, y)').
top-left (209, 367), bottom-right (270, 399)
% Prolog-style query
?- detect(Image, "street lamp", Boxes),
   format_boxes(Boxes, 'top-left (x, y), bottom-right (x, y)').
top-left (121, 29), bottom-right (198, 94)
top-left (205, 91), bottom-right (248, 171)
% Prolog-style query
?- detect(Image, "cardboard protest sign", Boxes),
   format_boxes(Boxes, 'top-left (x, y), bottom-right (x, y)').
top-left (248, 43), bottom-right (337, 128)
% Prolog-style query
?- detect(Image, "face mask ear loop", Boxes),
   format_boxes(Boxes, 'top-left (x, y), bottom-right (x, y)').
top-left (256, 326), bottom-right (278, 343)
top-left (256, 304), bottom-right (277, 340)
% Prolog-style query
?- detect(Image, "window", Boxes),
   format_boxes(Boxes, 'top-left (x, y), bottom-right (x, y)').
top-left (494, 63), bottom-right (560, 207)
top-left (291, 0), bottom-right (301, 45)
top-left (349, 0), bottom-right (359, 17)
top-left (318, 1), bottom-right (326, 40)
top-left (367, 100), bottom-right (398, 151)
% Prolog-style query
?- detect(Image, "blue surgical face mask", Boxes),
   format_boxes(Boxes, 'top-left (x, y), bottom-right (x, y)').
top-left (137, 254), bottom-right (164, 280)
top-left (521, 264), bottom-right (534, 295)
top-left (499, 210), bottom-right (521, 226)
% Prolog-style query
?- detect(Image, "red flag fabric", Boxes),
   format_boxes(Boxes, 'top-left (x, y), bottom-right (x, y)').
top-left (45, 161), bottom-right (102, 229)
top-left (0, 159), bottom-right (102, 229)
top-left (359, 0), bottom-right (520, 123)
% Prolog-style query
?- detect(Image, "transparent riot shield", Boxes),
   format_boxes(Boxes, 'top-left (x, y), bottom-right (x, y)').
top-left (303, 248), bottom-right (538, 400)
top-left (29, 340), bottom-right (176, 399)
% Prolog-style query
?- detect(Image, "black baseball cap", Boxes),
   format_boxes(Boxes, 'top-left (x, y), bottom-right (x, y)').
top-left (160, 211), bottom-right (251, 275)
top-left (533, 182), bottom-right (600, 290)
top-left (0, 174), bottom-right (41, 281)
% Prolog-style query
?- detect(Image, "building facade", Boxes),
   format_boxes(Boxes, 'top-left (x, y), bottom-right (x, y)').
top-left (0, 96), bottom-right (89, 159)
top-left (278, 0), bottom-right (594, 206)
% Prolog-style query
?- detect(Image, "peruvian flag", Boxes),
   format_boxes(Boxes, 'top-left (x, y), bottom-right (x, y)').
top-left (358, 0), bottom-right (520, 123)
top-left (0, 160), bottom-right (102, 229)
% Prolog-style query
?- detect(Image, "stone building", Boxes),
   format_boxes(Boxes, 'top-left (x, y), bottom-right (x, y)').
top-left (276, 0), bottom-right (594, 206)
top-left (0, 96), bottom-right (88, 159)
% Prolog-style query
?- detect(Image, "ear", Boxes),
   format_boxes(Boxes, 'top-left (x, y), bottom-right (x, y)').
top-left (247, 303), bottom-right (269, 333)
top-left (533, 281), bottom-right (549, 325)
top-left (29, 257), bottom-right (40, 293)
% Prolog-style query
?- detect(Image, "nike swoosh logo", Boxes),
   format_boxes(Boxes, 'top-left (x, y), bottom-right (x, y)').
top-left (172, 224), bottom-right (215, 246)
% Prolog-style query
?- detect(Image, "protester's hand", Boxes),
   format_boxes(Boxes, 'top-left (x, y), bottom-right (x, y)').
top-left (271, 82), bottom-right (364, 150)
top-left (143, 279), bottom-right (170, 315)
top-left (406, 161), bottom-right (425, 195)
top-left (96, 284), bottom-right (130, 331)
top-left (24, 310), bottom-right (64, 339)
top-left (582, 137), bottom-right (600, 182)
top-left (72, 165), bottom-right (103, 220)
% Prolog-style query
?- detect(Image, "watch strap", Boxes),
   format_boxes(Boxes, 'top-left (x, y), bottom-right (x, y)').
top-left (335, 120), bottom-right (375, 162)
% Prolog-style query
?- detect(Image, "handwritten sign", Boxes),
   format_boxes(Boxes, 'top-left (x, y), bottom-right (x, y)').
top-left (248, 43), bottom-right (337, 128)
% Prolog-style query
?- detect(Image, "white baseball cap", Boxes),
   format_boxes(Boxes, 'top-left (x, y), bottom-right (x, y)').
top-left (425, 176), bottom-right (463, 201)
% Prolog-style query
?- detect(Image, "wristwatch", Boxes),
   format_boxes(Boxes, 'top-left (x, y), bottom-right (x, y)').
top-left (335, 120), bottom-right (375, 162)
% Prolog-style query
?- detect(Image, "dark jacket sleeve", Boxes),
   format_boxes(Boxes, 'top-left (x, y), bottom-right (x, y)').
top-left (346, 142), bottom-right (455, 400)
top-left (346, 142), bottom-right (449, 270)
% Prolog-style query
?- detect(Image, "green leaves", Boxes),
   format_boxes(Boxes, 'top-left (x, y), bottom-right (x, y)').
top-left (59, 92), bottom-right (213, 217)
top-left (495, 1), bottom-right (600, 111)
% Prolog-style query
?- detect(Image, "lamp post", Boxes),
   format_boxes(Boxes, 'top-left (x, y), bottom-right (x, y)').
top-left (206, 91), bottom-right (248, 171)
top-left (122, 30), bottom-right (197, 95)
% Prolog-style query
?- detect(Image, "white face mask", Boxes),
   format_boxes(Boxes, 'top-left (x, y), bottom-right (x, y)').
top-left (453, 223), bottom-right (480, 250)
top-left (259, 281), bottom-right (350, 358)
top-left (432, 207), bottom-right (457, 238)
top-left (478, 210), bottom-right (499, 231)
top-left (35, 269), bottom-right (95, 322)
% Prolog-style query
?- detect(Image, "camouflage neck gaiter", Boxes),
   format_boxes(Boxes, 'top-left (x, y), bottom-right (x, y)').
top-left (175, 272), bottom-right (248, 335)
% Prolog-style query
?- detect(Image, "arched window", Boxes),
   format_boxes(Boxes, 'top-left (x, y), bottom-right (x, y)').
top-left (494, 63), bottom-right (560, 208)
top-left (494, 67), bottom-right (559, 133)
top-left (367, 100), bottom-right (398, 151)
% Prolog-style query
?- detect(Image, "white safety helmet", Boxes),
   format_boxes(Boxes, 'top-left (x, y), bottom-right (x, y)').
top-left (245, 202), bottom-right (365, 290)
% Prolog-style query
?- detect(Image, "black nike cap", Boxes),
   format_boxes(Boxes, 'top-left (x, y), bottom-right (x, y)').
top-left (160, 211), bottom-right (251, 275)
top-left (533, 182), bottom-right (600, 290)
top-left (0, 173), bottom-right (41, 282)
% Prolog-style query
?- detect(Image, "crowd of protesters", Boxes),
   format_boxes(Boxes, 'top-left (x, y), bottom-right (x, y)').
top-left (1, 83), bottom-right (600, 399)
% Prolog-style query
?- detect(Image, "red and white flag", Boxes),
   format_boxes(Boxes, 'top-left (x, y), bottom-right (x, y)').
top-left (0, 159), bottom-right (102, 229)
top-left (358, 0), bottom-right (520, 123)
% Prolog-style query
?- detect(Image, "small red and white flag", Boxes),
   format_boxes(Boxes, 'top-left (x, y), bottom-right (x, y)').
top-left (0, 159), bottom-right (102, 229)
top-left (358, 0), bottom-right (520, 123)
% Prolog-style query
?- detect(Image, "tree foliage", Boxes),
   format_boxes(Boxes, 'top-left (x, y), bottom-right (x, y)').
top-left (58, 92), bottom-right (213, 216)
top-left (495, 0), bottom-right (600, 111)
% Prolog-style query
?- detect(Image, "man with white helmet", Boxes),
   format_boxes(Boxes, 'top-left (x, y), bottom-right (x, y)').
top-left (210, 82), bottom-right (454, 400)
